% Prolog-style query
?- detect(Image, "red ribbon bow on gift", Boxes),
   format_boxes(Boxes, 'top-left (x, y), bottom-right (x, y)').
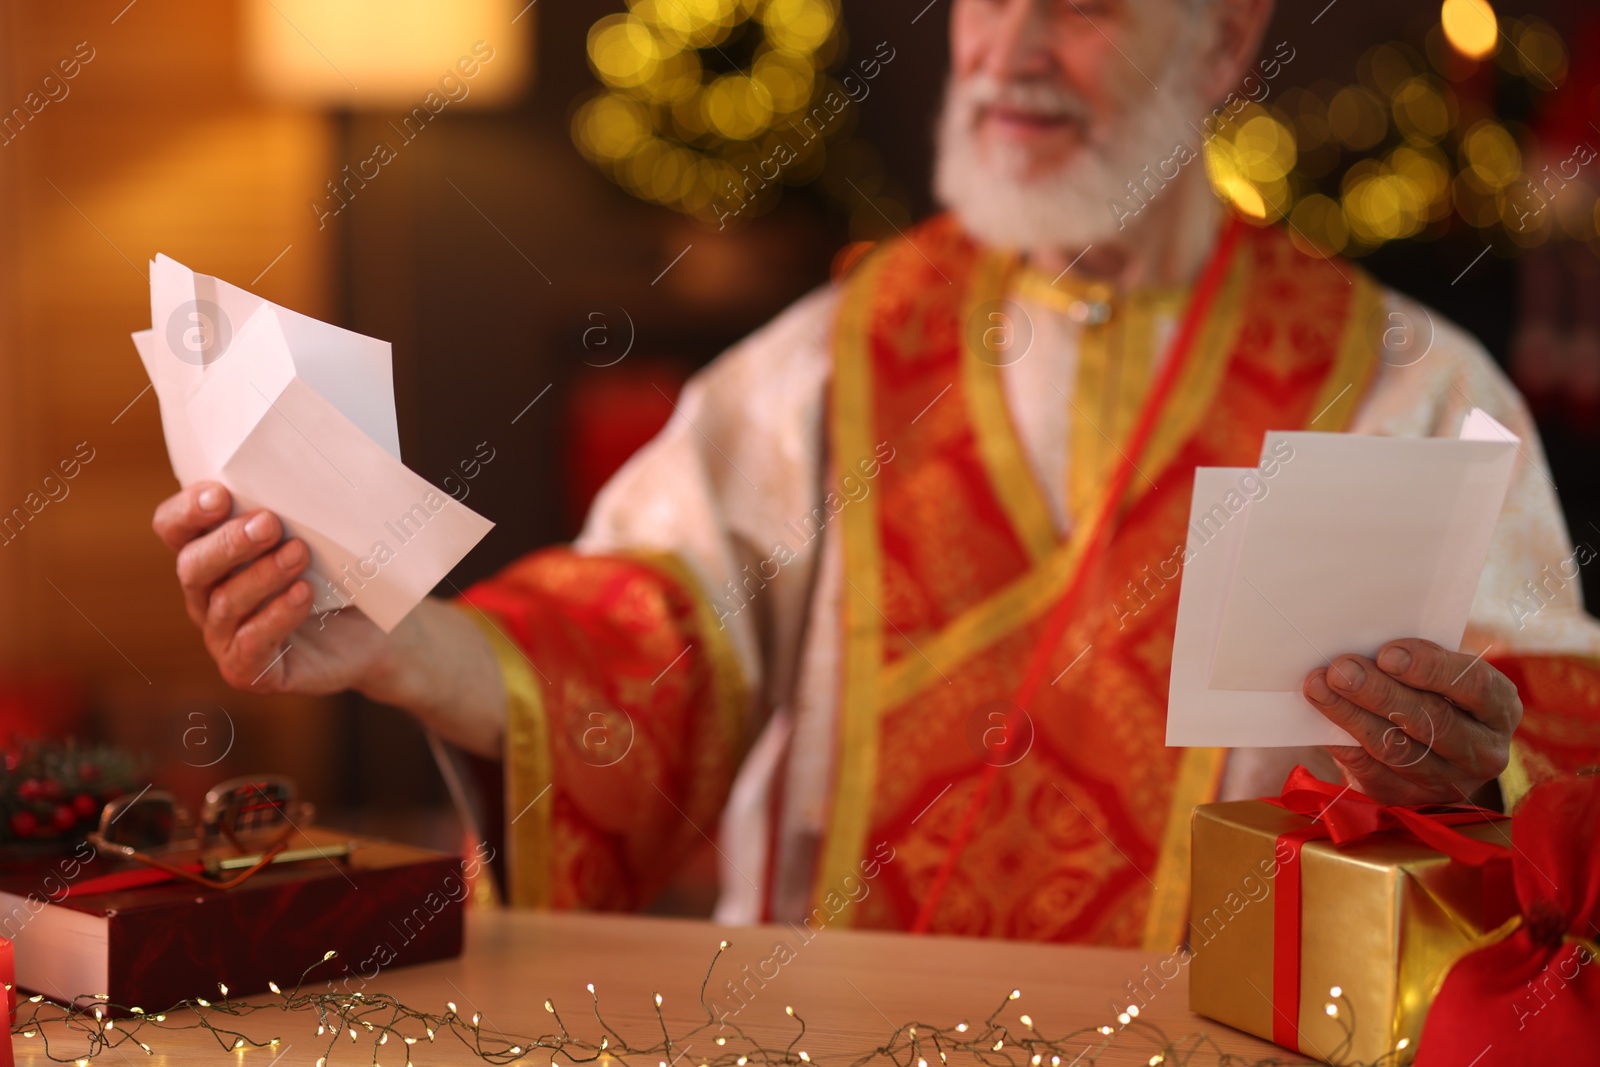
top-left (1414, 775), bottom-right (1600, 1067)
top-left (1260, 767), bottom-right (1515, 1052)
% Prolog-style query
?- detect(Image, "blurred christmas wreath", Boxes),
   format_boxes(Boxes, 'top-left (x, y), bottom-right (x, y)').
top-left (1, 738), bottom-right (138, 847)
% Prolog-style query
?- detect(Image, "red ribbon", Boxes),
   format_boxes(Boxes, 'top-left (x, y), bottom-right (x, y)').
top-left (1261, 766), bottom-right (1514, 1051)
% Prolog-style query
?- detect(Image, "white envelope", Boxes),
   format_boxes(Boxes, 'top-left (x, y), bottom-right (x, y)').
top-left (133, 255), bottom-right (493, 633)
top-left (1166, 410), bottom-right (1519, 748)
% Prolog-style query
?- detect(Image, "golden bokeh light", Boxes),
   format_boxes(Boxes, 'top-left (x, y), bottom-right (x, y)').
top-left (763, 0), bottom-right (836, 54)
top-left (1512, 19), bottom-right (1568, 86)
top-left (574, 93), bottom-right (651, 162)
top-left (1460, 121), bottom-right (1521, 191)
top-left (1288, 193), bottom-right (1349, 257)
top-left (702, 74), bottom-right (775, 140)
top-left (1387, 144), bottom-right (1451, 220)
top-left (1440, 0), bottom-right (1497, 61)
top-left (1233, 114), bottom-right (1298, 183)
top-left (1391, 77), bottom-right (1453, 145)
top-left (1328, 86), bottom-right (1388, 151)
top-left (575, 0), bottom-right (843, 219)
top-left (588, 15), bottom-right (662, 90)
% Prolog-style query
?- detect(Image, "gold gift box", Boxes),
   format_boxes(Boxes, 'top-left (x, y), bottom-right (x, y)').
top-left (1188, 800), bottom-right (1512, 1064)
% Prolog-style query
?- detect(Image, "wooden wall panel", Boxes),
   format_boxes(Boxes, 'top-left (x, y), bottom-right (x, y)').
top-left (0, 0), bottom-right (343, 802)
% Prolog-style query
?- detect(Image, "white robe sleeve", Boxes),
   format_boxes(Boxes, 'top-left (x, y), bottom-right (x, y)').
top-left (572, 284), bottom-right (843, 743)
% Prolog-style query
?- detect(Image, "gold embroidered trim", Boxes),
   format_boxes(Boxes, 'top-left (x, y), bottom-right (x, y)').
top-left (457, 603), bottom-right (553, 910)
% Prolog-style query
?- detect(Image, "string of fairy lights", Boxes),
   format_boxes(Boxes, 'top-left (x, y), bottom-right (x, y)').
top-left (576, 0), bottom-right (847, 220)
top-left (572, 0), bottom-right (1583, 263)
top-left (9, 942), bottom-right (1407, 1067)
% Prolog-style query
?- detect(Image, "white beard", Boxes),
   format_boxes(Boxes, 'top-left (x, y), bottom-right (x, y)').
top-left (933, 70), bottom-right (1208, 253)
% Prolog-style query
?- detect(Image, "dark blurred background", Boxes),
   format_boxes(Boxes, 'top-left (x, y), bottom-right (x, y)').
top-left (0, 0), bottom-right (1594, 911)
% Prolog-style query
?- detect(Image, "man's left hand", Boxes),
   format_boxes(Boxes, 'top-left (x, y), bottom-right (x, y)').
top-left (1302, 637), bottom-right (1522, 806)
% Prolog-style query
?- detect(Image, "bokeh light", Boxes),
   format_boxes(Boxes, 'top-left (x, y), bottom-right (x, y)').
top-left (574, 0), bottom-right (848, 223)
top-left (1440, 0), bottom-right (1498, 62)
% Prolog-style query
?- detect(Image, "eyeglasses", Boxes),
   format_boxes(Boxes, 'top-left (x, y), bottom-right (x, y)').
top-left (89, 776), bottom-right (342, 890)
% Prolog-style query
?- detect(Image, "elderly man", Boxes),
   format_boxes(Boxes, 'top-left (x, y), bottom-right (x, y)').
top-left (152, 0), bottom-right (1600, 946)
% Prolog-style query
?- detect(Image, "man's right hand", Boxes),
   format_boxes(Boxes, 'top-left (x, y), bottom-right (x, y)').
top-left (153, 481), bottom-right (507, 757)
top-left (151, 482), bottom-right (392, 697)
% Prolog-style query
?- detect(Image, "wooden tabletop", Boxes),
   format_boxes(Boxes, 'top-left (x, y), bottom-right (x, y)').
top-left (15, 910), bottom-right (1286, 1066)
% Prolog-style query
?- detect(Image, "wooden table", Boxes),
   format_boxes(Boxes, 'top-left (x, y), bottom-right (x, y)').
top-left (15, 911), bottom-right (1286, 1066)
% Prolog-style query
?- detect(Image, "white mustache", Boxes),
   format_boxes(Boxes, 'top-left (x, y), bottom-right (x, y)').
top-left (957, 75), bottom-right (1092, 122)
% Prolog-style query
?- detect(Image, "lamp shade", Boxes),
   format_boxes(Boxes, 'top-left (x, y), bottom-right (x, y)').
top-left (243, 0), bottom-right (532, 109)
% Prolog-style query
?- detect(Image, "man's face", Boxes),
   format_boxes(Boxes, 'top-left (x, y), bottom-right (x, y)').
top-left (935, 0), bottom-right (1214, 251)
top-left (950, 0), bottom-right (1187, 181)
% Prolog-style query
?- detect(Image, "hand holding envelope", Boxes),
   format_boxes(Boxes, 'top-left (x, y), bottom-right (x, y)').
top-left (1168, 410), bottom-right (1525, 803)
top-left (132, 255), bottom-right (493, 634)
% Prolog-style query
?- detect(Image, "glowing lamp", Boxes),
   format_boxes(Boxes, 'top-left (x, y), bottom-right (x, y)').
top-left (243, 0), bottom-right (532, 108)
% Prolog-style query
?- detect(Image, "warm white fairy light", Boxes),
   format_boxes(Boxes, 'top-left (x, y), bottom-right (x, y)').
top-left (447, 1001), bottom-right (458, 1015)
top-left (196, 998), bottom-right (210, 1008)
top-left (11, 940), bottom-right (1332, 1067)
top-left (1397, 1038), bottom-right (1410, 1050)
